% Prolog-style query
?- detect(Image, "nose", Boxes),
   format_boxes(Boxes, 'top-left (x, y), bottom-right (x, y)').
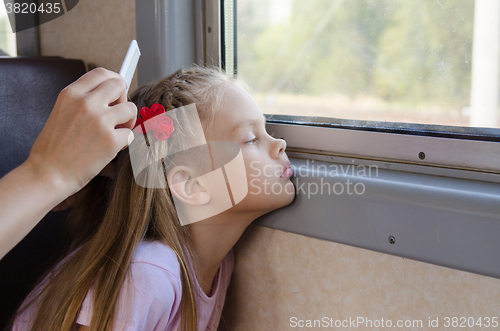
top-left (270, 137), bottom-right (287, 159)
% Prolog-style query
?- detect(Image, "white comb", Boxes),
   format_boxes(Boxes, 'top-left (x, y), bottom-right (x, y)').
top-left (119, 40), bottom-right (141, 94)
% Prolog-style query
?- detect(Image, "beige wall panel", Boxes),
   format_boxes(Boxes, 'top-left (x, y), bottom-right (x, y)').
top-left (221, 224), bottom-right (500, 330)
top-left (39, 0), bottom-right (138, 91)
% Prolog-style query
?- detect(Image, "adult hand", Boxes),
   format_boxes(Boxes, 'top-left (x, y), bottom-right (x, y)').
top-left (26, 67), bottom-right (137, 197)
top-left (0, 67), bottom-right (137, 259)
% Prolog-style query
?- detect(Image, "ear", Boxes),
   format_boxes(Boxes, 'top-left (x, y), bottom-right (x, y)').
top-left (167, 166), bottom-right (211, 205)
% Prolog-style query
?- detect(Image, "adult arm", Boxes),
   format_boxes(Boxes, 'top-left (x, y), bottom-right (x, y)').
top-left (0, 68), bottom-right (137, 259)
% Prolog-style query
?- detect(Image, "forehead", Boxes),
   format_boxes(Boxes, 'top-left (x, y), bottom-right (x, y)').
top-left (212, 84), bottom-right (264, 140)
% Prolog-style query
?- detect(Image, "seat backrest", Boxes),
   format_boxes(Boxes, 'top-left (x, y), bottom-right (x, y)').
top-left (0, 57), bottom-right (86, 329)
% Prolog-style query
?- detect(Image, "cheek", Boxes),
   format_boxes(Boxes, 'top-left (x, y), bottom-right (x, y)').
top-left (242, 150), bottom-right (259, 177)
top-left (241, 150), bottom-right (293, 202)
top-left (234, 155), bottom-right (295, 211)
top-left (244, 157), bottom-right (265, 193)
top-left (244, 158), bottom-right (288, 195)
top-left (244, 154), bottom-right (277, 182)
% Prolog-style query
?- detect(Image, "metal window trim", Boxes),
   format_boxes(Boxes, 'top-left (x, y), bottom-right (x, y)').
top-left (266, 115), bottom-right (500, 142)
top-left (14, 11), bottom-right (40, 56)
top-left (204, 0), bottom-right (221, 68)
top-left (286, 151), bottom-right (500, 185)
top-left (135, 0), bottom-right (201, 85)
top-left (204, 0), bottom-right (237, 73)
top-left (221, 0), bottom-right (236, 76)
top-left (135, 0), bottom-right (227, 84)
top-left (266, 122), bottom-right (500, 174)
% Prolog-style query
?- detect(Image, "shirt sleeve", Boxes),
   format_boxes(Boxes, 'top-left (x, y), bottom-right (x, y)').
top-left (76, 262), bottom-right (182, 331)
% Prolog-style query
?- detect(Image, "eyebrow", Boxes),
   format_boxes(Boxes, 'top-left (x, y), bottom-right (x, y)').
top-left (230, 114), bottom-right (267, 133)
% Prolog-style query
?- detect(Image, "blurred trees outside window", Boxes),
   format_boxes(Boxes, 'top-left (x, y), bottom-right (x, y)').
top-left (237, 0), bottom-right (498, 128)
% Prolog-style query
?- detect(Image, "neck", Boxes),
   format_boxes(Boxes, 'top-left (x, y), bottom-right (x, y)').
top-left (186, 209), bottom-right (263, 296)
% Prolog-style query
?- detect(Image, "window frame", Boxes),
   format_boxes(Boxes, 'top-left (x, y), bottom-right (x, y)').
top-left (266, 115), bottom-right (500, 174)
top-left (138, 0), bottom-right (500, 174)
top-left (267, 120), bottom-right (500, 177)
top-left (224, 0), bottom-right (500, 174)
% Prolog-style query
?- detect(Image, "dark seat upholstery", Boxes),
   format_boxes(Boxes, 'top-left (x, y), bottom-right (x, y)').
top-left (0, 57), bottom-right (86, 329)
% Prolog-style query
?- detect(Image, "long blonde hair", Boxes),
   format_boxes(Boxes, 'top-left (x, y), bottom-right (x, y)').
top-left (14, 65), bottom-right (240, 331)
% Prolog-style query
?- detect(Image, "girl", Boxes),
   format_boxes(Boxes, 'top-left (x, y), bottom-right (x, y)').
top-left (11, 65), bottom-right (295, 331)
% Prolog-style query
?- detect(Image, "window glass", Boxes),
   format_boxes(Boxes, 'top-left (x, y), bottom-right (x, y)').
top-left (0, 0), bottom-right (16, 56)
top-left (237, 0), bottom-right (499, 129)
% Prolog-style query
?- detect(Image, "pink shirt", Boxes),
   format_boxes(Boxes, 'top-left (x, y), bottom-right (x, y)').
top-left (13, 240), bottom-right (234, 331)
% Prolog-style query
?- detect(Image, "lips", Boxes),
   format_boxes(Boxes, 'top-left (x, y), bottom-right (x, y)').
top-left (280, 160), bottom-right (293, 178)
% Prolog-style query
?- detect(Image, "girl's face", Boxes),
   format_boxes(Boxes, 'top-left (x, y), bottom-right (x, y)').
top-left (212, 84), bottom-right (295, 214)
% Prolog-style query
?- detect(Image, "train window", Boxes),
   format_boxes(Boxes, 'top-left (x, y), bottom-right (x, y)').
top-left (237, 0), bottom-right (497, 129)
top-left (0, 0), bottom-right (16, 56)
top-left (136, 0), bottom-right (500, 173)
top-left (233, 0), bottom-right (500, 173)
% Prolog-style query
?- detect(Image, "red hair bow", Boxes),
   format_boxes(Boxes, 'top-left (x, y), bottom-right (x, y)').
top-left (133, 103), bottom-right (175, 141)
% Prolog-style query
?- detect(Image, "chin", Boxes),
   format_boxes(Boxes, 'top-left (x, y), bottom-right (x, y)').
top-left (252, 178), bottom-right (296, 213)
top-left (276, 179), bottom-right (296, 207)
top-left (235, 175), bottom-right (296, 215)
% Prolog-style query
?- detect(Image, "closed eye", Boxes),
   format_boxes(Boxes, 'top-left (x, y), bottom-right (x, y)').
top-left (246, 137), bottom-right (259, 144)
